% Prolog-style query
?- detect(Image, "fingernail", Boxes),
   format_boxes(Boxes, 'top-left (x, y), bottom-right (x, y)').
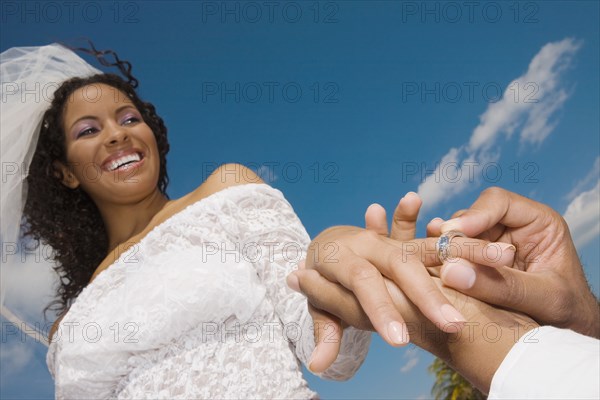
top-left (401, 192), bottom-right (421, 204)
top-left (430, 217), bottom-right (444, 223)
top-left (387, 321), bottom-right (409, 345)
top-left (484, 242), bottom-right (516, 254)
top-left (298, 260), bottom-right (306, 270)
top-left (497, 242), bottom-right (516, 252)
top-left (482, 243), bottom-right (516, 266)
top-left (368, 203), bottom-right (384, 211)
top-left (441, 263), bottom-right (476, 290)
top-left (440, 218), bottom-right (462, 233)
top-left (286, 272), bottom-right (301, 293)
top-left (440, 304), bottom-right (467, 324)
top-left (308, 344), bottom-right (321, 372)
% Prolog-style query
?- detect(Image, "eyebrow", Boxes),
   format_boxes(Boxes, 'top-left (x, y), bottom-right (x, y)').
top-left (68, 104), bottom-right (138, 132)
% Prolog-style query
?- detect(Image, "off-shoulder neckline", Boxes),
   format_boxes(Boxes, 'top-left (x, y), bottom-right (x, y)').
top-left (48, 183), bottom-right (278, 349)
top-left (95, 183), bottom-right (275, 280)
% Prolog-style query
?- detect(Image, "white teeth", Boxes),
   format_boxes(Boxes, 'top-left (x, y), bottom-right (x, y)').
top-left (108, 153), bottom-right (141, 171)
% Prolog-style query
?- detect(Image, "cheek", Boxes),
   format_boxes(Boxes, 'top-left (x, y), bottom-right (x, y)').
top-left (143, 128), bottom-right (160, 160)
top-left (64, 143), bottom-right (100, 182)
top-left (64, 147), bottom-right (85, 175)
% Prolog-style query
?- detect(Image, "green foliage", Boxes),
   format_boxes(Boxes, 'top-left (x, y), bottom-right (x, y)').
top-left (428, 358), bottom-right (486, 400)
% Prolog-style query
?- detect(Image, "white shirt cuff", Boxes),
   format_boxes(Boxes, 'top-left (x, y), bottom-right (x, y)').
top-left (489, 325), bottom-right (600, 399)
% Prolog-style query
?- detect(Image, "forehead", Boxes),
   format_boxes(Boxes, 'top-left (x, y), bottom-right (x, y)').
top-left (63, 83), bottom-right (135, 120)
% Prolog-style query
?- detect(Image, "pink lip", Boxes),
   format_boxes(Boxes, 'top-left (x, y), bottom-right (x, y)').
top-left (101, 148), bottom-right (145, 172)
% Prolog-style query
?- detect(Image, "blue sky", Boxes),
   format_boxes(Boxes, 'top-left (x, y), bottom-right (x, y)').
top-left (1, 1), bottom-right (599, 398)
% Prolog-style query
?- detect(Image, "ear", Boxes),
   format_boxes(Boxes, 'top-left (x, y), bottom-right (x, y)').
top-left (52, 161), bottom-right (80, 189)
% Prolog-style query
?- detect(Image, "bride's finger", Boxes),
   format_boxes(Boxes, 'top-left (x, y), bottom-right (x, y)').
top-left (310, 245), bottom-right (410, 346)
top-left (356, 238), bottom-right (466, 332)
top-left (365, 203), bottom-right (389, 235)
top-left (408, 237), bottom-right (516, 269)
top-left (312, 238), bottom-right (464, 334)
top-left (294, 269), bottom-right (373, 331)
top-left (307, 304), bottom-right (343, 374)
top-left (389, 192), bottom-right (421, 241)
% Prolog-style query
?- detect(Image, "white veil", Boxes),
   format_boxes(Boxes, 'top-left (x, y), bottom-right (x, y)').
top-left (0, 44), bottom-right (102, 345)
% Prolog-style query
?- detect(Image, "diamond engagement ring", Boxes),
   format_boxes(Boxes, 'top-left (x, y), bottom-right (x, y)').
top-left (436, 230), bottom-right (466, 263)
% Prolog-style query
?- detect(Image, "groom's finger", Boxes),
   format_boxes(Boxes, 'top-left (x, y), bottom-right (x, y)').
top-left (426, 217), bottom-right (444, 237)
top-left (440, 257), bottom-right (556, 323)
top-left (440, 187), bottom-right (546, 237)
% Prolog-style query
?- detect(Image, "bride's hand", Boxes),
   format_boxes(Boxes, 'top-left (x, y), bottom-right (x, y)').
top-left (289, 192), bottom-right (516, 373)
top-left (297, 266), bottom-right (538, 393)
top-left (291, 193), bottom-right (427, 372)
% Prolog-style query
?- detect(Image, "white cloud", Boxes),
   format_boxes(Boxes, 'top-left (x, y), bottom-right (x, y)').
top-left (400, 357), bottom-right (419, 373)
top-left (1, 244), bottom-right (58, 329)
top-left (0, 337), bottom-right (36, 377)
top-left (418, 38), bottom-right (581, 213)
top-left (400, 346), bottom-right (420, 373)
top-left (520, 89), bottom-right (568, 145)
top-left (417, 148), bottom-right (498, 213)
top-left (564, 180), bottom-right (600, 249)
top-left (416, 147), bottom-right (462, 211)
top-left (567, 156), bottom-right (600, 201)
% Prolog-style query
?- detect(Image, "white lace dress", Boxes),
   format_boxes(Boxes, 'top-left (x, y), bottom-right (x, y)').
top-left (46, 184), bottom-right (371, 399)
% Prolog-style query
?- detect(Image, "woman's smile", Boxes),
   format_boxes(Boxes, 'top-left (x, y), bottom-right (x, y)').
top-left (101, 148), bottom-right (145, 172)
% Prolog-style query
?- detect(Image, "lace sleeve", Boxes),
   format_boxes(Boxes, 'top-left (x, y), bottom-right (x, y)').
top-left (235, 184), bottom-right (371, 380)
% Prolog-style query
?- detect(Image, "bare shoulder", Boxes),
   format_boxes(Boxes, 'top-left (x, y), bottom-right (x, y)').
top-left (49, 310), bottom-right (68, 342)
top-left (88, 164), bottom-right (265, 284)
top-left (189, 163), bottom-right (265, 201)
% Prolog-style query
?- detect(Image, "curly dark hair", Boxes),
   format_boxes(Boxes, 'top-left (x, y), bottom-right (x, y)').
top-left (23, 72), bottom-right (170, 320)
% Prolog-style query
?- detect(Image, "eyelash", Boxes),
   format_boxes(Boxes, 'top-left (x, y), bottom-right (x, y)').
top-left (122, 116), bottom-right (140, 125)
top-left (77, 127), bottom-right (98, 138)
top-left (76, 116), bottom-right (141, 138)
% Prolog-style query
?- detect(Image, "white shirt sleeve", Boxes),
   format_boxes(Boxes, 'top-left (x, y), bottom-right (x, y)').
top-left (489, 325), bottom-right (600, 399)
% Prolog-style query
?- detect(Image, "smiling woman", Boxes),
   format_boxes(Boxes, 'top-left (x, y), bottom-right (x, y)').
top-left (25, 73), bottom-right (170, 318)
top-left (1, 43), bottom-right (372, 399)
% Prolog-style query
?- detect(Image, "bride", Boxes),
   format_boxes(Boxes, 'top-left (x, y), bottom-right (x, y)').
top-left (1, 43), bottom-right (467, 398)
top-left (1, 43), bottom-right (373, 399)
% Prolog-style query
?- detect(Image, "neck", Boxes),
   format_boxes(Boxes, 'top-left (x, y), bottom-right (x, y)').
top-left (97, 189), bottom-right (170, 251)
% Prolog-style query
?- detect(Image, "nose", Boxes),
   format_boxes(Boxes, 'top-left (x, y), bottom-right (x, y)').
top-left (104, 120), bottom-right (129, 146)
